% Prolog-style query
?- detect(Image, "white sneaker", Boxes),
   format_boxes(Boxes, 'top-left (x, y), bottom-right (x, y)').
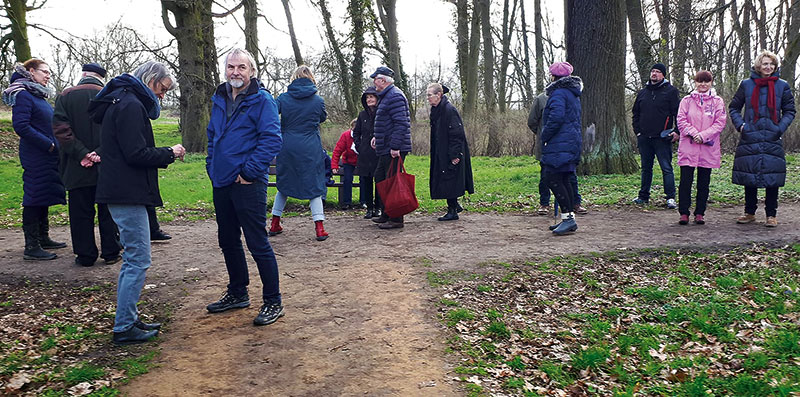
top-left (666, 198), bottom-right (677, 209)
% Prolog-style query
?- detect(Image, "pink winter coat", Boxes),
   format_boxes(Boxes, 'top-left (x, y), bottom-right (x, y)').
top-left (676, 90), bottom-right (726, 168)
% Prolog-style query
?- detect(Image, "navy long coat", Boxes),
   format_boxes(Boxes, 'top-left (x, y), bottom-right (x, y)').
top-left (729, 68), bottom-right (796, 188)
top-left (276, 78), bottom-right (327, 199)
top-left (541, 76), bottom-right (583, 173)
top-left (429, 95), bottom-right (474, 199)
top-left (12, 87), bottom-right (66, 207)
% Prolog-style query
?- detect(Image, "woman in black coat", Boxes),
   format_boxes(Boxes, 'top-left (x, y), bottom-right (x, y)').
top-left (729, 50), bottom-right (796, 227)
top-left (2, 59), bottom-right (66, 260)
top-left (352, 86), bottom-right (381, 218)
top-left (426, 83), bottom-right (474, 221)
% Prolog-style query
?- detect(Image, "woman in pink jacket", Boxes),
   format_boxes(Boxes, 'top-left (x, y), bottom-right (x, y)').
top-left (676, 70), bottom-right (727, 225)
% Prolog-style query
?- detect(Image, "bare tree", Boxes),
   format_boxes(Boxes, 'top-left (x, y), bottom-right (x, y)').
top-left (281, 0), bottom-right (304, 66)
top-left (626, 0), bottom-right (654, 84)
top-left (517, 0), bottom-right (533, 105)
top-left (566, 0), bottom-right (638, 175)
top-left (162, 0), bottom-right (219, 152)
top-left (0, 0), bottom-right (42, 62)
top-left (533, 0), bottom-right (544, 92)
top-left (785, 0), bottom-right (800, 89)
top-left (496, 0), bottom-right (518, 113)
top-left (672, 0), bottom-right (692, 93)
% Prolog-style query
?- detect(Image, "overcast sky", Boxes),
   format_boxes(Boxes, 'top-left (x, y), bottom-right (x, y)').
top-left (27, 0), bottom-right (563, 76)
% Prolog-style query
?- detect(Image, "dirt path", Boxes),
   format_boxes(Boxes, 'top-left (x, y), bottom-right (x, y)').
top-left (1, 204), bottom-right (799, 396)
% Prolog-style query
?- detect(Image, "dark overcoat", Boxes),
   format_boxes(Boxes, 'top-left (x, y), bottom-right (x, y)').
top-left (353, 86), bottom-right (379, 177)
top-left (429, 95), bottom-right (474, 200)
top-left (275, 78), bottom-right (327, 199)
top-left (729, 68), bottom-right (796, 188)
top-left (541, 76), bottom-right (583, 173)
top-left (11, 80), bottom-right (66, 207)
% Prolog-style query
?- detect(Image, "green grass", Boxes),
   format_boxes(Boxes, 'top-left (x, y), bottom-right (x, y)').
top-left (64, 362), bottom-right (106, 386)
top-left (2, 119), bottom-right (800, 227)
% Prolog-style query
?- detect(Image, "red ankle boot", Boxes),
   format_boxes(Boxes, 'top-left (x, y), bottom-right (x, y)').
top-left (269, 216), bottom-right (283, 236)
top-left (315, 220), bottom-right (328, 241)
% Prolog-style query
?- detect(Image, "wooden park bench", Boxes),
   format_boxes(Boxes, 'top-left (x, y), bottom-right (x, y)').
top-left (266, 158), bottom-right (360, 203)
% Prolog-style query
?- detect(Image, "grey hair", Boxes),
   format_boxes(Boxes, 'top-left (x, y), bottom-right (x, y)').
top-left (81, 71), bottom-right (105, 82)
top-left (225, 48), bottom-right (258, 77)
top-left (132, 61), bottom-right (176, 87)
top-left (427, 83), bottom-right (443, 94)
top-left (376, 74), bottom-right (394, 84)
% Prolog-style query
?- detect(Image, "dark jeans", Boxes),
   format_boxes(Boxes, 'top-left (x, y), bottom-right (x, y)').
top-left (539, 168), bottom-right (581, 206)
top-left (544, 169), bottom-right (576, 214)
top-left (375, 152), bottom-right (408, 222)
top-left (637, 136), bottom-right (675, 201)
top-left (338, 163), bottom-right (355, 206)
top-left (68, 186), bottom-right (120, 263)
top-left (678, 166), bottom-right (711, 216)
top-left (213, 181), bottom-right (281, 304)
top-left (744, 186), bottom-right (779, 217)
top-left (359, 173), bottom-right (380, 210)
top-left (146, 205), bottom-right (160, 234)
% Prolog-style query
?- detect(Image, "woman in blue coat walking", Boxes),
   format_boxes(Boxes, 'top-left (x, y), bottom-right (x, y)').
top-left (540, 62), bottom-right (583, 236)
top-left (729, 50), bottom-right (796, 227)
top-left (269, 66), bottom-right (330, 241)
top-left (2, 59), bottom-right (66, 260)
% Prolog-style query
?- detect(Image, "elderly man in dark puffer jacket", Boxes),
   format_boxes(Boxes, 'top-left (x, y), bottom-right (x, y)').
top-left (369, 66), bottom-right (412, 229)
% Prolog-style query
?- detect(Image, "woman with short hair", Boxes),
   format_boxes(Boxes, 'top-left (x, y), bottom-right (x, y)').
top-left (2, 59), bottom-right (66, 260)
top-left (269, 65), bottom-right (330, 240)
top-left (675, 70), bottom-right (726, 225)
top-left (729, 50), bottom-right (796, 227)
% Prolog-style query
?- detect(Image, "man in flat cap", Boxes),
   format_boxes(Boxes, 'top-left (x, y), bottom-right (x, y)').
top-left (53, 63), bottom-right (122, 267)
top-left (369, 66), bottom-right (412, 229)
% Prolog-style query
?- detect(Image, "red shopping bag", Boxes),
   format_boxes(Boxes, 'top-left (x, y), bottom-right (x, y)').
top-left (376, 156), bottom-right (419, 218)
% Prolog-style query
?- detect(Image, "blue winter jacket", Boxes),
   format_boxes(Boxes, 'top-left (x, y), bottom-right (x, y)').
top-left (10, 75), bottom-right (66, 207)
top-left (729, 68), bottom-right (796, 188)
top-left (275, 77), bottom-right (327, 199)
top-left (541, 76), bottom-right (583, 172)
top-left (374, 84), bottom-right (412, 156)
top-left (206, 78), bottom-right (282, 188)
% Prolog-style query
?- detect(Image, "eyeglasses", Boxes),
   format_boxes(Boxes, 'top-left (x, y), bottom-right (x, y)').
top-left (35, 69), bottom-right (51, 76)
top-left (426, 93), bottom-right (439, 98)
top-left (156, 81), bottom-right (172, 95)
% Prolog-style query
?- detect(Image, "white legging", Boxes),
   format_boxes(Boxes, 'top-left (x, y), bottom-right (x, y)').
top-left (271, 191), bottom-right (325, 222)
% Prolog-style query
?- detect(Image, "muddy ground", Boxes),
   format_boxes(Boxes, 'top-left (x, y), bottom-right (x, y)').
top-left (1, 204), bottom-right (799, 396)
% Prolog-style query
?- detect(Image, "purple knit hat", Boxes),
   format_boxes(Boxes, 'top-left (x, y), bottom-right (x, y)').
top-left (549, 62), bottom-right (573, 77)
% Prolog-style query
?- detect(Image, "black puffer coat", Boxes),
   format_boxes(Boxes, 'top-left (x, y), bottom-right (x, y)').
top-left (353, 86), bottom-right (379, 177)
top-left (429, 94), bottom-right (474, 199)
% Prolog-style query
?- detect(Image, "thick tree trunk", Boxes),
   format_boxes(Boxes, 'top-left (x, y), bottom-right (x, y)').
top-left (456, 0), bottom-right (470, 97)
top-left (480, 0), bottom-right (501, 156)
top-left (376, 0), bottom-right (412, 119)
top-left (281, 0), bottom-right (304, 66)
top-left (566, 0), bottom-right (638, 175)
top-left (625, 0), bottom-right (653, 84)
top-left (533, 0), bottom-right (544, 92)
top-left (161, 0), bottom-right (218, 153)
top-left (348, 0), bottom-right (366, 118)
top-left (518, 0), bottom-right (533, 106)
top-left (672, 0), bottom-right (691, 93)
top-left (497, 0), bottom-right (517, 113)
top-left (785, 0), bottom-right (800, 89)
top-left (463, 0), bottom-right (481, 117)
top-left (4, 0), bottom-right (32, 62)
top-left (657, 0), bottom-right (671, 67)
top-left (716, 0), bottom-right (726, 97)
top-left (319, 0), bottom-right (358, 116)
top-left (243, 0), bottom-right (258, 67)
top-left (731, 0), bottom-right (752, 74)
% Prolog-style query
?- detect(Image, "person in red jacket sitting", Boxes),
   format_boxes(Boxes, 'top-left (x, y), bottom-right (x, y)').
top-left (331, 118), bottom-right (359, 209)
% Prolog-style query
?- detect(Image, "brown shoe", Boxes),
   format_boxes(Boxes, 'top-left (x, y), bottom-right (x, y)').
top-left (537, 205), bottom-right (550, 215)
top-left (765, 216), bottom-right (778, 227)
top-left (574, 205), bottom-right (588, 215)
top-left (378, 221), bottom-right (404, 229)
top-left (736, 213), bottom-right (756, 224)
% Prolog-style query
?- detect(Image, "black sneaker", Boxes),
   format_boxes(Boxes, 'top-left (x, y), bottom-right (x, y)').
top-left (206, 292), bottom-right (250, 313)
top-left (134, 319), bottom-right (162, 330)
top-left (253, 302), bottom-right (284, 326)
top-left (113, 326), bottom-right (158, 346)
top-left (151, 229), bottom-right (172, 241)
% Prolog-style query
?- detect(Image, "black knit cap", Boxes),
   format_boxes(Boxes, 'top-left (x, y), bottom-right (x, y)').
top-left (82, 63), bottom-right (107, 78)
top-left (651, 63), bottom-right (667, 76)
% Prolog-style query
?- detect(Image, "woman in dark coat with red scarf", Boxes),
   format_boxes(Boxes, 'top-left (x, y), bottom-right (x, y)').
top-left (729, 50), bottom-right (796, 227)
top-left (2, 59), bottom-right (66, 260)
top-left (426, 83), bottom-right (473, 221)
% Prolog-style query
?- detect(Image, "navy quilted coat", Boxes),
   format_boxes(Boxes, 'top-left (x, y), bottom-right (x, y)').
top-left (275, 78), bottom-right (327, 199)
top-left (11, 85), bottom-right (66, 207)
top-left (373, 84), bottom-right (412, 156)
top-left (729, 69), bottom-right (796, 188)
top-left (540, 76), bottom-right (583, 172)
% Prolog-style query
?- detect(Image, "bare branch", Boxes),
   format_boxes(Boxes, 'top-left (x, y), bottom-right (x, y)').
top-left (211, 0), bottom-right (244, 17)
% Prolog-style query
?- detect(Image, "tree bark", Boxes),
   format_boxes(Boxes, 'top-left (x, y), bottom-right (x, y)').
top-left (318, 0), bottom-right (358, 116)
top-left (375, 0), bottom-right (412, 118)
top-left (497, 0), bottom-right (517, 113)
top-left (348, 0), bottom-right (366, 118)
top-left (243, 0), bottom-right (259, 68)
top-left (3, 0), bottom-right (32, 62)
top-left (281, 0), bottom-right (304, 66)
top-left (161, 0), bottom-right (218, 153)
top-left (784, 0), bottom-right (800, 89)
top-left (455, 0), bottom-right (470, 96)
top-left (731, 0), bottom-right (752, 73)
top-left (566, 0), bottom-right (638, 175)
top-left (533, 0), bottom-right (544, 92)
top-left (518, 0), bottom-right (533, 105)
top-left (657, 0), bottom-right (671, 68)
top-left (672, 0), bottom-right (691, 93)
top-left (625, 0), bottom-right (653, 84)
top-left (463, 0), bottom-right (481, 117)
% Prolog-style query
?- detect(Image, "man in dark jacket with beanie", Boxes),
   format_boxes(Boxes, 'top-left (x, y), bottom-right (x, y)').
top-left (53, 63), bottom-right (122, 267)
top-left (632, 63), bottom-right (680, 209)
top-left (88, 61), bottom-right (185, 346)
top-left (369, 66), bottom-right (412, 229)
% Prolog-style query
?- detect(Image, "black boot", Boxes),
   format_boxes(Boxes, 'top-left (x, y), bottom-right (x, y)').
top-left (437, 207), bottom-right (459, 221)
top-left (23, 220), bottom-right (57, 260)
top-left (39, 217), bottom-right (67, 249)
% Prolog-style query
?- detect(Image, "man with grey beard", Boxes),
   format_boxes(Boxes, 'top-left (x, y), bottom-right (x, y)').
top-left (204, 48), bottom-right (285, 326)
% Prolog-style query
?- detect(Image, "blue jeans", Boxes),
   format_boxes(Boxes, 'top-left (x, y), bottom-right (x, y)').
top-left (214, 181), bottom-right (281, 304)
top-left (637, 135), bottom-right (675, 201)
top-left (271, 191), bottom-right (325, 221)
top-left (539, 168), bottom-right (582, 206)
top-left (338, 164), bottom-right (355, 206)
top-left (108, 204), bottom-right (150, 333)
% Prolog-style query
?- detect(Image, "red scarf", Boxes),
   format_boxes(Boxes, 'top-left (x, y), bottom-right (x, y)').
top-left (751, 76), bottom-right (778, 123)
